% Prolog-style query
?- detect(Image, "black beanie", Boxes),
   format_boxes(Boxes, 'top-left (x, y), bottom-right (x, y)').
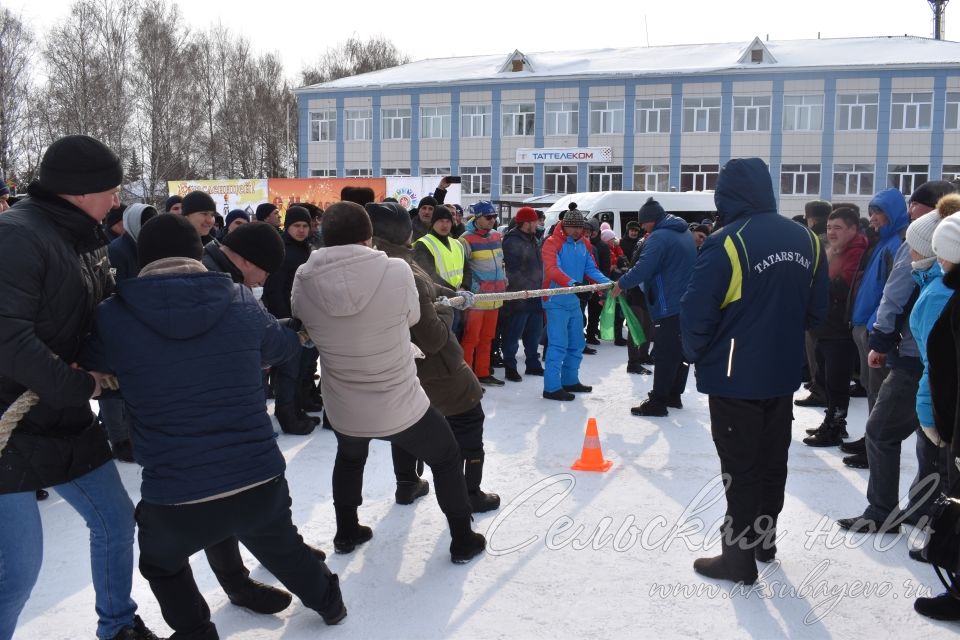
top-left (804, 200), bottom-right (832, 219)
top-left (256, 202), bottom-right (279, 221)
top-left (284, 205), bottom-right (311, 230)
top-left (164, 195), bottom-right (182, 212)
top-left (367, 202), bottom-right (413, 245)
top-left (341, 186), bottom-right (376, 206)
top-left (418, 196), bottom-right (438, 210)
top-left (430, 206), bottom-right (454, 226)
top-left (39, 135), bottom-right (123, 195)
top-left (221, 221), bottom-right (286, 273)
top-left (638, 198), bottom-right (666, 224)
top-left (181, 191), bottom-right (216, 216)
top-left (910, 180), bottom-right (956, 209)
top-left (105, 205), bottom-right (126, 228)
top-left (137, 214), bottom-right (203, 269)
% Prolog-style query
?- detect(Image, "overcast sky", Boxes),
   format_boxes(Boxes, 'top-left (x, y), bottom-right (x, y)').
top-left (11, 0), bottom-right (949, 82)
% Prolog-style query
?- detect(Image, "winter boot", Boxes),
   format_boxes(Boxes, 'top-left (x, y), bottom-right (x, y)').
top-left (395, 479), bottom-right (430, 505)
top-left (839, 436), bottom-right (866, 454)
top-left (794, 392), bottom-right (828, 408)
top-left (333, 505), bottom-right (373, 554)
top-left (504, 368), bottom-right (522, 382)
top-left (631, 396), bottom-right (669, 417)
top-left (563, 383), bottom-right (593, 393)
top-left (109, 615), bottom-right (163, 640)
top-left (524, 365), bottom-right (545, 376)
top-left (543, 389), bottom-right (575, 401)
top-left (464, 451), bottom-right (500, 513)
top-left (275, 404), bottom-right (315, 436)
top-left (299, 381), bottom-right (324, 413)
top-left (802, 408), bottom-right (845, 447)
top-left (693, 539), bottom-right (758, 585)
top-left (914, 593), bottom-right (960, 621)
top-left (448, 515), bottom-right (486, 564)
top-left (225, 578), bottom-right (293, 614)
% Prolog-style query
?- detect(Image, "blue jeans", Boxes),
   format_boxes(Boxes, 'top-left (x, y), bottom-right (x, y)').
top-left (501, 309), bottom-right (543, 371)
top-left (544, 305), bottom-right (585, 392)
top-left (0, 462), bottom-right (137, 639)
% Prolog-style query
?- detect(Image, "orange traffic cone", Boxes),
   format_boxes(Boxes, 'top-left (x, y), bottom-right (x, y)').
top-left (571, 417), bottom-right (613, 472)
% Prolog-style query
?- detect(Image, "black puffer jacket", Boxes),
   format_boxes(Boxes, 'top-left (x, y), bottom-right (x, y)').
top-left (0, 183), bottom-right (115, 493)
top-left (263, 233), bottom-right (311, 319)
top-left (928, 266), bottom-right (960, 478)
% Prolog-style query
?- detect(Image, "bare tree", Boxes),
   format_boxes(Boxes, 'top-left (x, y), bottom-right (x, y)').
top-left (301, 34), bottom-right (411, 86)
top-left (0, 6), bottom-right (35, 183)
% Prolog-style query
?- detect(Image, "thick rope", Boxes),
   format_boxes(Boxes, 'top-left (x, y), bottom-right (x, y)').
top-left (0, 375), bottom-right (119, 452)
top-left (438, 281), bottom-right (613, 306)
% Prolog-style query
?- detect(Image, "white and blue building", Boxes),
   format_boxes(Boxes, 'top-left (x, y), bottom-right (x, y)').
top-left (295, 36), bottom-right (960, 215)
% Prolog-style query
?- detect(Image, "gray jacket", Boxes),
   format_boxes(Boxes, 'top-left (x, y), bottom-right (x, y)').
top-left (870, 242), bottom-right (919, 359)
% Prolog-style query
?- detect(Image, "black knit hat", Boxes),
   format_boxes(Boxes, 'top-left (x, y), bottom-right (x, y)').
top-left (626, 220), bottom-right (642, 232)
top-left (221, 221), bottom-right (286, 273)
top-left (804, 200), bottom-right (832, 219)
top-left (256, 202), bottom-right (279, 221)
top-left (164, 195), bottom-right (182, 212)
top-left (224, 209), bottom-right (248, 229)
top-left (367, 202), bottom-right (413, 245)
top-left (181, 191), bottom-right (216, 216)
top-left (105, 205), bottom-right (126, 228)
top-left (638, 198), bottom-right (666, 224)
top-left (39, 135), bottom-right (123, 195)
top-left (418, 196), bottom-right (438, 210)
top-left (561, 209), bottom-right (585, 228)
top-left (910, 180), bottom-right (957, 209)
top-left (284, 205), bottom-right (311, 229)
top-left (430, 206), bottom-right (454, 226)
top-left (137, 214), bottom-right (203, 269)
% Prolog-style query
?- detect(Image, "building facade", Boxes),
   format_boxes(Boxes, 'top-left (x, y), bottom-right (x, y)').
top-left (296, 36), bottom-right (960, 215)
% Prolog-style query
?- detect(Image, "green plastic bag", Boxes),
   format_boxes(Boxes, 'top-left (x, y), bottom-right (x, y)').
top-left (618, 296), bottom-right (647, 347)
top-left (599, 294), bottom-right (618, 341)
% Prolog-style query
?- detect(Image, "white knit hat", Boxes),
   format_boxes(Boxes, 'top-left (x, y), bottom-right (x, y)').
top-left (932, 212), bottom-right (960, 264)
top-left (906, 211), bottom-right (942, 258)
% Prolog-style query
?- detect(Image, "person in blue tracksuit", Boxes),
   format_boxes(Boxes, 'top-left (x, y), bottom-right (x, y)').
top-left (680, 158), bottom-right (828, 585)
top-left (612, 197), bottom-right (697, 416)
top-left (540, 210), bottom-right (611, 401)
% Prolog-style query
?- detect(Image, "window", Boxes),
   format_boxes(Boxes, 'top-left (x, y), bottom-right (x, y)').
top-left (680, 164), bottom-right (719, 191)
top-left (783, 95), bottom-right (824, 131)
top-left (943, 164), bottom-right (960, 182)
top-left (544, 165), bottom-right (578, 194)
top-left (501, 166), bottom-right (534, 195)
top-left (589, 100), bottom-right (625, 135)
top-left (733, 96), bottom-right (771, 132)
top-left (832, 163), bottom-right (875, 196)
top-left (545, 101), bottom-right (579, 136)
top-left (421, 106), bottom-right (451, 139)
top-left (634, 164), bottom-right (670, 191)
top-left (889, 164), bottom-right (929, 195)
top-left (635, 98), bottom-right (671, 134)
top-left (502, 103), bottom-right (535, 136)
top-left (682, 97), bottom-right (721, 133)
top-left (588, 165), bottom-right (623, 191)
top-left (309, 110), bottom-right (336, 142)
top-left (381, 107), bottom-right (411, 140)
top-left (836, 93), bottom-right (879, 131)
top-left (946, 93), bottom-right (960, 130)
top-left (462, 166), bottom-right (491, 195)
top-left (310, 168), bottom-right (337, 177)
top-left (891, 92), bottom-right (932, 130)
top-left (780, 164), bottom-right (821, 195)
top-left (344, 108), bottom-right (372, 141)
top-left (381, 168), bottom-right (411, 176)
top-left (461, 104), bottom-right (491, 138)
top-left (419, 167), bottom-right (451, 176)
top-left (345, 168), bottom-right (371, 177)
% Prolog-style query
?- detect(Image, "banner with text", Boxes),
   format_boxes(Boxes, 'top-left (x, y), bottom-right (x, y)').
top-left (266, 178), bottom-right (386, 217)
top-left (516, 147), bottom-right (613, 164)
top-left (167, 180), bottom-right (268, 218)
top-left (385, 177), bottom-right (463, 210)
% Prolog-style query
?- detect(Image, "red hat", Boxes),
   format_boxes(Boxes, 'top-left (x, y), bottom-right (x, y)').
top-left (515, 206), bottom-right (538, 224)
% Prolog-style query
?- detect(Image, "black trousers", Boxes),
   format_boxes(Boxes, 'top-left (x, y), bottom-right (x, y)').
top-left (649, 314), bottom-right (689, 403)
top-left (626, 300), bottom-right (654, 363)
top-left (137, 476), bottom-right (334, 639)
top-left (815, 336), bottom-right (858, 414)
top-left (709, 395), bottom-right (793, 566)
top-left (332, 406), bottom-right (471, 518)
top-left (392, 402), bottom-right (485, 483)
top-left (585, 294), bottom-right (603, 339)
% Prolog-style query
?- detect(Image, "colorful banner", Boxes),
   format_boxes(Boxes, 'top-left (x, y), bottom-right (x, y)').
top-left (267, 178), bottom-right (386, 216)
top-left (385, 178), bottom-right (463, 209)
top-left (167, 180), bottom-right (268, 218)
top-left (516, 147), bottom-right (613, 164)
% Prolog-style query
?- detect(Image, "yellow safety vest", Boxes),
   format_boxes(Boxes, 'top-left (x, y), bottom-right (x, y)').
top-left (416, 233), bottom-right (465, 288)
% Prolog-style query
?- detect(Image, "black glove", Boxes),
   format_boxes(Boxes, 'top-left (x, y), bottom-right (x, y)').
top-left (572, 281), bottom-right (592, 302)
top-left (277, 317), bottom-right (303, 333)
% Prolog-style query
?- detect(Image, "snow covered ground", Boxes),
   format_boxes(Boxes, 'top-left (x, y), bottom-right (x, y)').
top-left (13, 343), bottom-right (960, 639)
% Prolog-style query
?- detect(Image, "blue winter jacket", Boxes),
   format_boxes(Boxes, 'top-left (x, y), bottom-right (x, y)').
top-left (108, 234), bottom-right (139, 283)
top-left (852, 188), bottom-right (910, 328)
top-left (910, 261), bottom-right (953, 428)
top-left (82, 265), bottom-right (301, 504)
top-left (680, 158), bottom-right (829, 399)
top-left (617, 213), bottom-right (696, 321)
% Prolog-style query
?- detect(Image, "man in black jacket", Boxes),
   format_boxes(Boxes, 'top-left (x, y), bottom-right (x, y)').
top-left (501, 206), bottom-right (545, 382)
top-left (0, 135), bottom-right (159, 640)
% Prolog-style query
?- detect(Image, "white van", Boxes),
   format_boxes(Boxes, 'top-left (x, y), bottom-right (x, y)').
top-left (543, 191), bottom-right (717, 236)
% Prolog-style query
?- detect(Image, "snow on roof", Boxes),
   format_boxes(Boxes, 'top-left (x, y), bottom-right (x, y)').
top-left (297, 36), bottom-right (960, 93)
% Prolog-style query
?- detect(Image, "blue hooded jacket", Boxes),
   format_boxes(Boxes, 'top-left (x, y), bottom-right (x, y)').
top-left (851, 187), bottom-right (909, 328)
top-left (618, 213), bottom-right (696, 320)
top-left (82, 267), bottom-right (300, 504)
top-left (680, 158), bottom-right (829, 399)
top-left (910, 261), bottom-right (953, 428)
